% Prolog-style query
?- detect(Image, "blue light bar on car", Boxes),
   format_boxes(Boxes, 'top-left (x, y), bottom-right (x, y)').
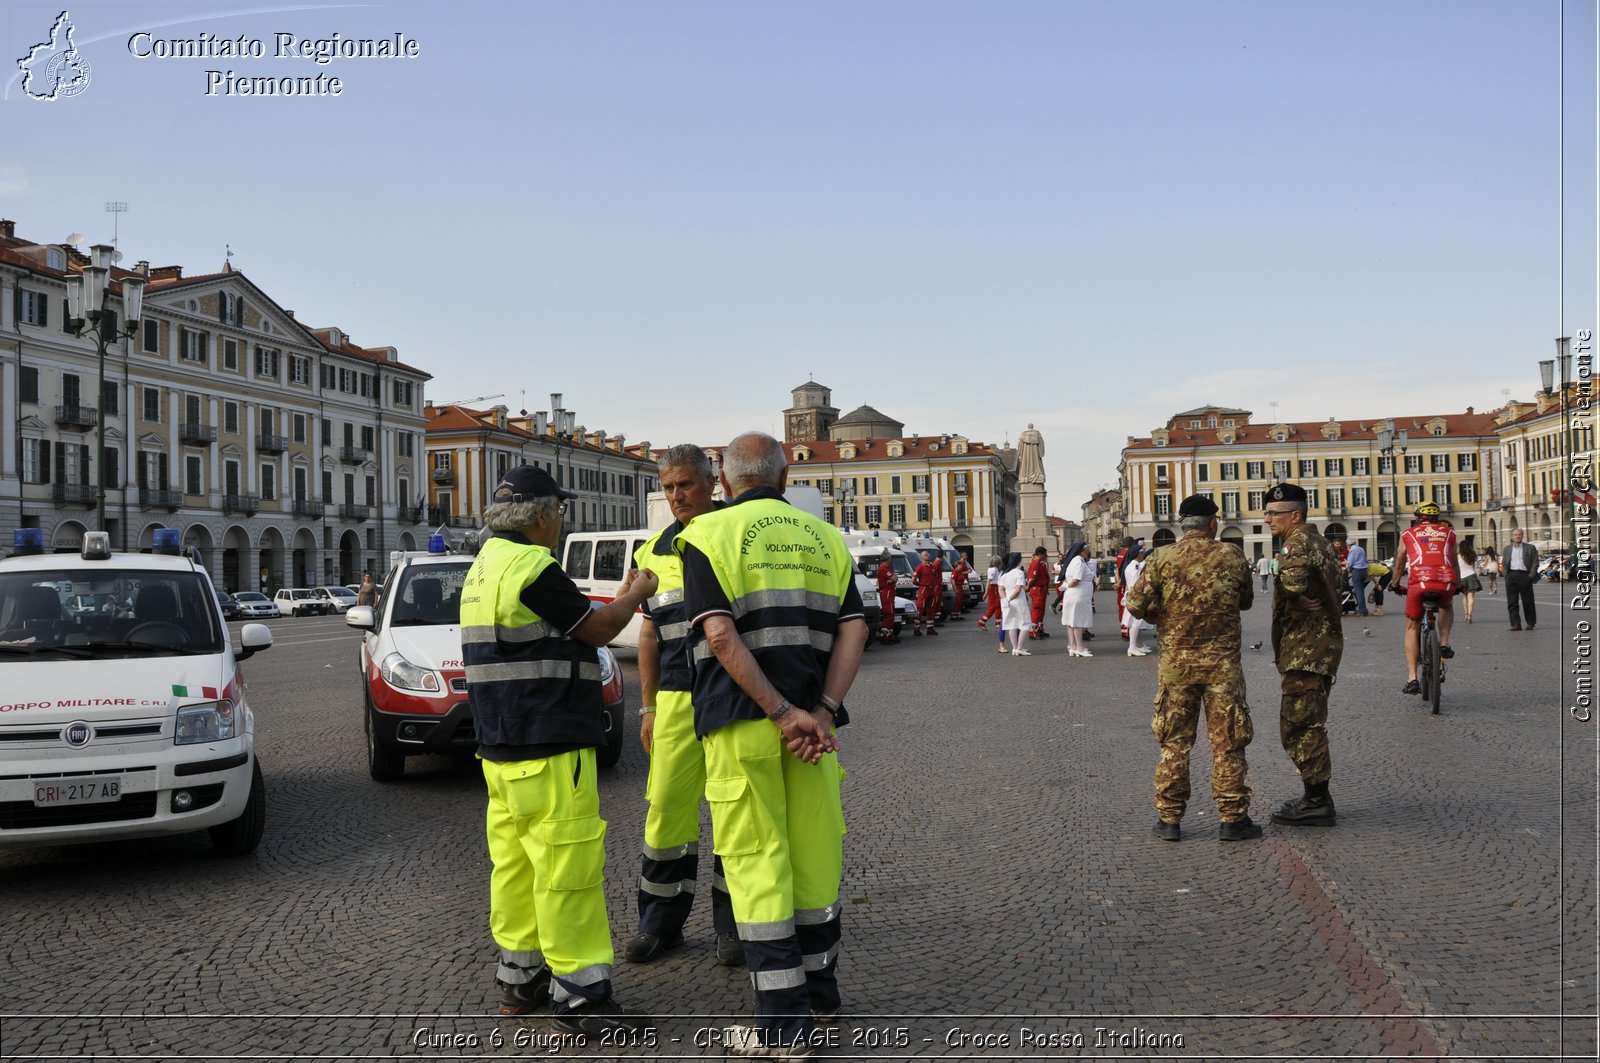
top-left (152, 529), bottom-right (182, 556)
top-left (12, 529), bottom-right (44, 556)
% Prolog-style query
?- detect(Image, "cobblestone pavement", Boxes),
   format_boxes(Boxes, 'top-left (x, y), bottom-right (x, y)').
top-left (0, 582), bottom-right (1593, 1061)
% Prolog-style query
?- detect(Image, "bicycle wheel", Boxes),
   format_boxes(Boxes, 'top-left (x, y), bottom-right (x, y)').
top-left (1425, 623), bottom-right (1443, 715)
top-left (1419, 625), bottom-right (1436, 703)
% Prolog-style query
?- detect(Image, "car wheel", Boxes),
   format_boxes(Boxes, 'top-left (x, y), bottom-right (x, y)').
top-left (209, 758), bottom-right (266, 856)
top-left (365, 694), bottom-right (406, 782)
top-left (596, 704), bottom-right (624, 769)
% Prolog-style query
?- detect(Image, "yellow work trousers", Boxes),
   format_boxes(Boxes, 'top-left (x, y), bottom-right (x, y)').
top-left (483, 750), bottom-right (613, 1007)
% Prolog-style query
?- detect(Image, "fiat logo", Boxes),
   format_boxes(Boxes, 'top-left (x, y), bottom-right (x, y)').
top-left (62, 722), bottom-right (92, 747)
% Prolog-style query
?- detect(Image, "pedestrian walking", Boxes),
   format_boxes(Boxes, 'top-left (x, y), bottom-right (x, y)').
top-left (998, 552), bottom-right (1029, 656)
top-left (461, 465), bottom-right (658, 1033)
top-left (675, 432), bottom-right (868, 1057)
top-left (624, 445), bottom-right (741, 969)
top-left (1123, 544), bottom-right (1154, 656)
top-left (1260, 483), bottom-right (1343, 827)
top-left (1499, 529), bottom-right (1539, 631)
top-left (1058, 542), bottom-right (1094, 657)
top-left (1256, 554), bottom-right (1272, 591)
top-left (1481, 546), bottom-right (1499, 595)
top-left (1114, 537), bottom-right (1137, 639)
top-left (950, 556), bottom-right (971, 616)
top-left (1456, 542), bottom-right (1482, 624)
top-left (356, 571), bottom-right (376, 607)
top-left (1344, 539), bottom-right (1370, 618)
top-left (874, 561), bottom-right (899, 644)
top-left (977, 554), bottom-right (1002, 630)
top-left (1125, 494), bottom-right (1259, 841)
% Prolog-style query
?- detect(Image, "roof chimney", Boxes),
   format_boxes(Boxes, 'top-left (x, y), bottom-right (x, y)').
top-left (150, 265), bottom-right (183, 281)
top-left (0, 219), bottom-right (14, 239)
top-left (133, 260), bottom-right (150, 276)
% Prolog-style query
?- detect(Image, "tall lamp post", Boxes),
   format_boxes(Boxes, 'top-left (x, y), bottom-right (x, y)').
top-left (836, 481), bottom-right (856, 530)
top-left (543, 393), bottom-right (578, 529)
top-left (64, 244), bottom-right (146, 534)
top-left (1540, 337), bottom-right (1574, 572)
top-left (1375, 426), bottom-right (1408, 560)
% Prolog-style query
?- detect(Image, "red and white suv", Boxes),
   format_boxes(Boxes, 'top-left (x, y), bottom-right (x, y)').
top-left (347, 543), bottom-right (625, 781)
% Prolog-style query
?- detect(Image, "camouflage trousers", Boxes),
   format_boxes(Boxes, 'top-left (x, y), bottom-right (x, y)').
top-left (1279, 670), bottom-right (1332, 785)
top-left (1151, 677), bottom-right (1254, 822)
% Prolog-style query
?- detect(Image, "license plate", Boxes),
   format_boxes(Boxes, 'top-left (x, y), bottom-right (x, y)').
top-left (33, 777), bottom-right (122, 807)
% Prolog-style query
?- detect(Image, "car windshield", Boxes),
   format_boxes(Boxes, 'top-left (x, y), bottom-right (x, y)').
top-left (0, 568), bottom-right (223, 657)
top-left (889, 553), bottom-right (916, 576)
top-left (387, 562), bottom-right (472, 626)
top-left (235, 592), bottom-right (268, 603)
top-left (324, 587), bottom-right (356, 599)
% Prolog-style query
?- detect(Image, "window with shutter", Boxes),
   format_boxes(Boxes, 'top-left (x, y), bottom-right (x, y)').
top-left (20, 366), bottom-right (38, 404)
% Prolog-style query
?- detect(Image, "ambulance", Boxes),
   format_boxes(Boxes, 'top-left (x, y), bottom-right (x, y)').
top-left (0, 529), bottom-right (272, 856)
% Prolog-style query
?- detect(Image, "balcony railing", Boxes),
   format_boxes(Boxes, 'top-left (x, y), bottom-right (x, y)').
top-left (180, 422), bottom-right (218, 445)
top-left (338, 503), bottom-right (371, 521)
top-left (140, 487), bottom-right (183, 510)
top-left (399, 504), bottom-right (424, 524)
top-left (1325, 505), bottom-right (1346, 516)
top-left (339, 446), bottom-right (371, 465)
top-left (55, 404), bottom-right (97, 429)
top-left (446, 514), bottom-right (477, 529)
top-left (256, 432), bottom-right (288, 454)
top-left (1153, 512), bottom-right (1174, 523)
top-left (223, 493), bottom-right (261, 515)
top-left (52, 483), bottom-right (96, 505)
top-left (292, 498), bottom-right (326, 518)
top-left (1221, 508), bottom-right (1241, 520)
top-left (431, 466), bottom-right (454, 484)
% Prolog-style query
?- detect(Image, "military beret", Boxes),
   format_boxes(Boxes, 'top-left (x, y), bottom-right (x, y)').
top-left (1265, 482), bottom-right (1307, 505)
top-left (1177, 494), bottom-right (1218, 518)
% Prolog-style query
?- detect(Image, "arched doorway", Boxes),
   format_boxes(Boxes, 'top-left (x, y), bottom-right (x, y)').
top-left (293, 527), bottom-right (318, 587)
top-left (1487, 518), bottom-right (1498, 551)
top-left (1325, 522), bottom-right (1348, 542)
top-left (258, 527), bottom-right (285, 595)
top-left (184, 523), bottom-right (215, 577)
top-left (222, 525), bottom-right (250, 594)
top-left (339, 529), bottom-right (362, 587)
top-left (1152, 528), bottom-right (1177, 547)
top-left (138, 522), bottom-right (168, 551)
top-left (1220, 526), bottom-right (1245, 553)
top-left (399, 531), bottom-right (418, 552)
top-left (1376, 521), bottom-right (1399, 562)
top-left (950, 533), bottom-right (974, 565)
top-left (52, 520), bottom-right (87, 552)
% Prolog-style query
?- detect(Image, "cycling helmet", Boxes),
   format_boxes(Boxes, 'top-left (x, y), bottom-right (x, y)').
top-left (1414, 501), bottom-right (1441, 519)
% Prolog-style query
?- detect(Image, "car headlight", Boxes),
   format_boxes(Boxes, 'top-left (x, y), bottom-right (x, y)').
top-left (176, 701), bottom-right (236, 745)
top-left (381, 651), bottom-right (440, 692)
top-left (598, 647), bottom-right (617, 686)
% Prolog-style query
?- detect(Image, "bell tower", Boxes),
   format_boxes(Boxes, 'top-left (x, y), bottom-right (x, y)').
top-left (783, 381), bottom-right (838, 444)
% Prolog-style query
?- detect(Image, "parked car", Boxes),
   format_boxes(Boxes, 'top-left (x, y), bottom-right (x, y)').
top-left (311, 586), bottom-right (359, 613)
top-left (0, 528), bottom-right (272, 856)
top-left (232, 591), bottom-right (279, 618)
top-left (347, 545), bottom-right (628, 780)
top-left (274, 587), bottom-right (332, 617)
top-left (215, 590), bottom-right (241, 621)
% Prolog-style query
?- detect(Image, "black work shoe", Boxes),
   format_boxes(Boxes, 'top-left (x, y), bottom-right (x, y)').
top-left (1219, 816), bottom-right (1264, 841)
top-left (623, 930), bottom-right (684, 963)
top-left (1152, 819), bottom-right (1180, 842)
top-left (812, 1006), bottom-right (842, 1025)
top-left (1401, 679), bottom-right (1421, 695)
top-left (714, 932), bottom-right (746, 967)
top-left (496, 966), bottom-right (552, 1015)
top-left (1439, 645), bottom-right (1455, 659)
top-left (551, 998), bottom-right (644, 1037)
top-left (1271, 794), bottom-right (1336, 826)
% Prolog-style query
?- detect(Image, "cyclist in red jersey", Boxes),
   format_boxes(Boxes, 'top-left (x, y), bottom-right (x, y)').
top-left (1389, 501), bottom-right (1458, 695)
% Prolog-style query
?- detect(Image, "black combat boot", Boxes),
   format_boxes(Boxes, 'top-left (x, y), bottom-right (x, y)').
top-left (1271, 781), bottom-right (1335, 826)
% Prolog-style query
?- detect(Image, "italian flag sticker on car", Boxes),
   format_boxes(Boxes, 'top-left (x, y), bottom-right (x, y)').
top-left (171, 685), bottom-right (219, 698)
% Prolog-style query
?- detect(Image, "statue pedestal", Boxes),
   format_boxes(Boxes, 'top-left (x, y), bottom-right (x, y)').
top-left (1011, 482), bottom-right (1053, 554)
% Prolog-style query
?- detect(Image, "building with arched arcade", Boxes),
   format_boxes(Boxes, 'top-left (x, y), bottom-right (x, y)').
top-left (1119, 405), bottom-right (1502, 562)
top-left (0, 218), bottom-right (432, 593)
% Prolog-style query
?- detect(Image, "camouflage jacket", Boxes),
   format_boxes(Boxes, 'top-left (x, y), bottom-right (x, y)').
top-left (1124, 530), bottom-right (1252, 682)
top-left (1271, 523), bottom-right (1344, 676)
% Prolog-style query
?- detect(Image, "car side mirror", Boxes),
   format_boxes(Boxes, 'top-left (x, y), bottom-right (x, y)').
top-left (346, 605), bottom-right (376, 630)
top-left (235, 622), bottom-right (273, 661)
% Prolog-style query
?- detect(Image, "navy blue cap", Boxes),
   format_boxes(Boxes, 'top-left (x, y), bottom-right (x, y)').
top-left (494, 465), bottom-right (577, 503)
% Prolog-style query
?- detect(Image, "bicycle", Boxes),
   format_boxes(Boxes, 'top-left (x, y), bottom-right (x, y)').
top-left (1417, 591), bottom-right (1445, 715)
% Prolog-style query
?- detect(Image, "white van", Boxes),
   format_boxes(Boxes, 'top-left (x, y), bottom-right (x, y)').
top-left (562, 529), bottom-right (655, 649)
top-left (0, 530), bottom-right (273, 856)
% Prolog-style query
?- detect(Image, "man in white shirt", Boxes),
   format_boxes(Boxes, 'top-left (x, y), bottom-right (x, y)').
top-left (1498, 529), bottom-right (1540, 631)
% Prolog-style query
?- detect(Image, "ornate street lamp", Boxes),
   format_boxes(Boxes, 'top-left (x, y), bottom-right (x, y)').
top-left (63, 244), bottom-right (146, 533)
top-left (1540, 337), bottom-right (1574, 569)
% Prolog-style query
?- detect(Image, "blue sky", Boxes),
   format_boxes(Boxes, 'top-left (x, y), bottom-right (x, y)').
top-left (2, 0), bottom-right (1594, 514)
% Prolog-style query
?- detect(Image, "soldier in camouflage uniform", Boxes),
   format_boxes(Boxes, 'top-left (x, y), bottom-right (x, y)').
top-left (1262, 483), bottom-right (1343, 826)
top-left (1125, 494), bottom-right (1261, 842)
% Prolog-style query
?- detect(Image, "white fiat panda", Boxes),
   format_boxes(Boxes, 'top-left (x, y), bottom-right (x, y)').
top-left (0, 529), bottom-right (272, 856)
